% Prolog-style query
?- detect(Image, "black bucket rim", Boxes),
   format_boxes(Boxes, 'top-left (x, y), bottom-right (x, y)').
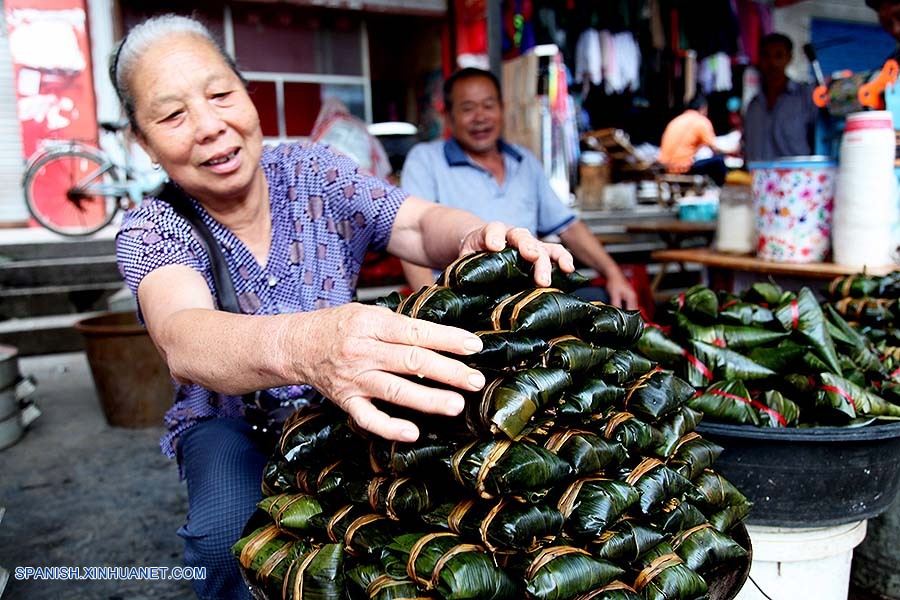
top-left (697, 420), bottom-right (900, 442)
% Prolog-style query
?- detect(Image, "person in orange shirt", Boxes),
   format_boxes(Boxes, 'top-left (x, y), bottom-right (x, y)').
top-left (657, 94), bottom-right (729, 186)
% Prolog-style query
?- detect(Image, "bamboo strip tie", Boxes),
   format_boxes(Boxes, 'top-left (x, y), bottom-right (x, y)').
top-left (386, 477), bottom-right (418, 521)
top-left (544, 428), bottom-right (591, 454)
top-left (525, 546), bottom-right (591, 580)
top-left (557, 476), bottom-right (610, 519)
top-left (623, 367), bottom-right (662, 410)
top-left (239, 524), bottom-right (281, 570)
top-left (572, 580), bottom-right (639, 599)
top-left (626, 457), bottom-right (664, 486)
top-left (407, 285), bottom-right (448, 319)
top-left (289, 545), bottom-right (323, 600)
top-left (430, 543), bottom-right (485, 590)
top-left (257, 541), bottom-right (294, 583)
top-left (367, 476), bottom-right (389, 511)
top-left (273, 493), bottom-right (310, 528)
top-left (543, 335), bottom-right (581, 367)
top-left (440, 252), bottom-right (484, 287)
top-left (478, 499), bottom-right (509, 553)
top-left (475, 440), bottom-right (512, 499)
top-left (447, 499), bottom-right (476, 534)
top-left (604, 411), bottom-right (635, 440)
top-left (344, 513), bottom-right (387, 555)
top-left (407, 532), bottom-right (455, 587)
top-left (634, 553), bottom-right (684, 592)
top-left (670, 432), bottom-right (702, 457)
top-left (671, 522), bottom-right (714, 549)
top-left (279, 411), bottom-right (325, 455)
top-left (326, 504), bottom-right (355, 543)
top-left (450, 440), bottom-right (480, 487)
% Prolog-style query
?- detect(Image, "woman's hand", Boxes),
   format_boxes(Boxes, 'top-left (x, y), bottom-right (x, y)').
top-left (290, 303), bottom-right (485, 442)
top-left (459, 222), bottom-right (575, 287)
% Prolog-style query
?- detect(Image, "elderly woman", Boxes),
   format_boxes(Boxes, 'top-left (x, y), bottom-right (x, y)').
top-left (111, 14), bottom-right (573, 600)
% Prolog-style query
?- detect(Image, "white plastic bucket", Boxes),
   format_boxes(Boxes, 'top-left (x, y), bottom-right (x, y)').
top-left (736, 520), bottom-right (867, 600)
top-left (832, 111), bottom-right (899, 268)
top-left (749, 156), bottom-right (837, 263)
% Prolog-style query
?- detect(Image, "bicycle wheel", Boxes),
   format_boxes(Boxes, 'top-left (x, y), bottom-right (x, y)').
top-left (23, 148), bottom-right (121, 236)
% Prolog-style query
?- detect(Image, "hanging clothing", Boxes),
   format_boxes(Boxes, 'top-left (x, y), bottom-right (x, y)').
top-left (575, 28), bottom-right (603, 86)
top-left (698, 52), bottom-right (733, 94)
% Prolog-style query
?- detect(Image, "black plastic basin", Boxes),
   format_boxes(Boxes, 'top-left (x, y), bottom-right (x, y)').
top-left (697, 421), bottom-right (900, 527)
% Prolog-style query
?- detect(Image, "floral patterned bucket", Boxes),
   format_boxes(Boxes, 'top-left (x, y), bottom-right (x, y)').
top-left (749, 156), bottom-right (837, 263)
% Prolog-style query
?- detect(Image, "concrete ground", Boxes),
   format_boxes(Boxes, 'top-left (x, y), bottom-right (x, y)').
top-left (0, 351), bottom-right (191, 600)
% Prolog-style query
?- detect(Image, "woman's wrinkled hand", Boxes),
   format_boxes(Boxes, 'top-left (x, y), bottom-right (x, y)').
top-left (459, 222), bottom-right (575, 287)
top-left (290, 303), bottom-right (485, 442)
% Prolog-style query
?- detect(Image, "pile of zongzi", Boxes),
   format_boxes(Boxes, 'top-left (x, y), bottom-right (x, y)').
top-left (234, 247), bottom-right (750, 600)
top-left (636, 278), bottom-right (900, 428)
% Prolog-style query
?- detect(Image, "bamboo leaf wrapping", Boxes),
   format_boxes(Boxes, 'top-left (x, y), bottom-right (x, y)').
top-left (600, 350), bottom-right (657, 385)
top-left (633, 550), bottom-right (708, 600)
top-left (490, 289), bottom-right (598, 333)
top-left (717, 300), bottom-right (779, 329)
top-left (542, 428), bottom-right (627, 476)
top-left (558, 378), bottom-right (626, 417)
top-left (570, 581), bottom-right (642, 600)
top-left (467, 368), bottom-right (573, 439)
top-left (775, 288), bottom-right (842, 374)
top-left (258, 493), bottom-right (324, 532)
top-left (524, 546), bottom-right (625, 600)
top-left (282, 543), bottom-right (346, 600)
top-left (689, 340), bottom-right (776, 382)
top-left (387, 532), bottom-right (520, 600)
top-left (654, 407), bottom-right (704, 457)
top-left (666, 433), bottom-right (724, 480)
top-left (587, 519), bottom-right (666, 563)
top-left (636, 326), bottom-right (685, 367)
top-left (449, 439), bottom-right (572, 500)
top-left (625, 458), bottom-right (695, 515)
top-left (397, 285), bottom-right (495, 326)
top-left (688, 380), bottom-right (761, 427)
top-left (469, 331), bottom-right (549, 370)
top-left (557, 478), bottom-right (640, 539)
top-left (656, 500), bottom-right (709, 535)
top-left (544, 335), bottom-right (615, 372)
top-left (817, 372), bottom-right (900, 420)
top-left (578, 304), bottom-right (645, 348)
top-left (671, 523), bottom-right (747, 573)
top-left (669, 285), bottom-right (719, 324)
top-left (441, 498), bottom-right (564, 552)
top-left (623, 369), bottom-right (695, 421)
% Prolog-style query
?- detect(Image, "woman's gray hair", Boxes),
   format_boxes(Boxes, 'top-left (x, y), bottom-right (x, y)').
top-left (109, 14), bottom-right (246, 132)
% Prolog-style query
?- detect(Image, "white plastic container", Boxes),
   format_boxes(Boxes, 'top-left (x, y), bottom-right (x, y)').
top-left (736, 521), bottom-right (867, 600)
top-left (832, 111), bottom-right (899, 268)
top-left (716, 184), bottom-right (755, 254)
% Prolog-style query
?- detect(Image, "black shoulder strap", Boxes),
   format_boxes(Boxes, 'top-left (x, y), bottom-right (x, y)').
top-left (158, 182), bottom-right (243, 315)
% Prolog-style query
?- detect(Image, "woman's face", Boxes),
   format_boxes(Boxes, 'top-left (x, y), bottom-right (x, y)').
top-left (130, 33), bottom-right (263, 205)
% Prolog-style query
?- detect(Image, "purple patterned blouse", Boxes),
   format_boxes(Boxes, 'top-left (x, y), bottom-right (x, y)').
top-left (115, 142), bottom-right (408, 459)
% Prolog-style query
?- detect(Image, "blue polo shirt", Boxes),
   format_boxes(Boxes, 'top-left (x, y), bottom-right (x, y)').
top-left (744, 79), bottom-right (818, 162)
top-left (400, 138), bottom-right (576, 238)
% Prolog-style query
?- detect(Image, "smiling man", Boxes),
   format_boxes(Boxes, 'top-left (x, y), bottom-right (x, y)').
top-left (400, 67), bottom-right (637, 309)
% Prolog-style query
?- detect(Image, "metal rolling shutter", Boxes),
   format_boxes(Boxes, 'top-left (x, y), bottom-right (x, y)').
top-left (0, 0), bottom-right (26, 223)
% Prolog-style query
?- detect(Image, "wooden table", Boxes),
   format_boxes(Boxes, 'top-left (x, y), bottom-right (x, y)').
top-left (623, 220), bottom-right (717, 292)
top-left (651, 247), bottom-right (897, 292)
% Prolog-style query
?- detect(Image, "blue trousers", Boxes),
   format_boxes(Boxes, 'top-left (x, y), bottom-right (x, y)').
top-left (177, 418), bottom-right (273, 600)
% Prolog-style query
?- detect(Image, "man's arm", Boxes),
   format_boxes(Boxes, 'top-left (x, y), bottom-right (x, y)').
top-left (557, 220), bottom-right (638, 309)
top-left (402, 261), bottom-right (438, 291)
top-left (399, 143), bottom-right (442, 288)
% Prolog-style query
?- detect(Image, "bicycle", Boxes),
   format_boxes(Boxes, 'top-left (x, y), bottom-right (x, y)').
top-left (21, 120), bottom-right (167, 237)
